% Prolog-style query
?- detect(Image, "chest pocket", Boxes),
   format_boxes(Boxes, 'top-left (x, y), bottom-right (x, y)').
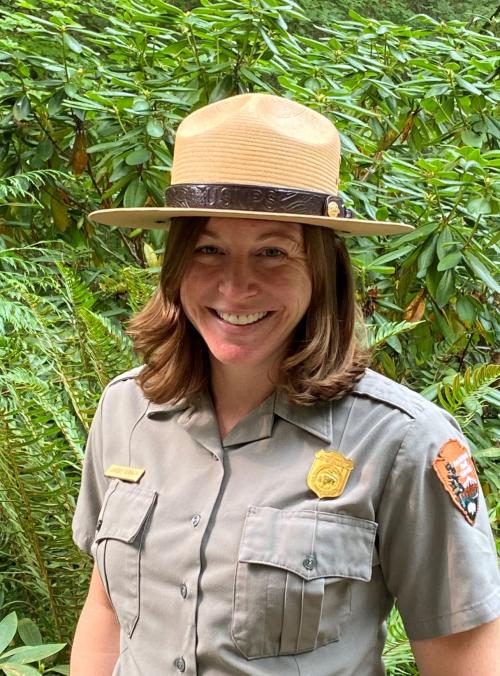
top-left (231, 505), bottom-right (377, 659)
top-left (91, 479), bottom-right (158, 638)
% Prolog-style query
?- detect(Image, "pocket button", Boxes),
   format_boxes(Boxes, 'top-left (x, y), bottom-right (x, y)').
top-left (303, 553), bottom-right (316, 571)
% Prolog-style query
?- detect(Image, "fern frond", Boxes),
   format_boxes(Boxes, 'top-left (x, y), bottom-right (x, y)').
top-left (383, 608), bottom-right (418, 675)
top-left (436, 364), bottom-right (500, 421)
top-left (0, 170), bottom-right (69, 203)
top-left (366, 320), bottom-right (424, 348)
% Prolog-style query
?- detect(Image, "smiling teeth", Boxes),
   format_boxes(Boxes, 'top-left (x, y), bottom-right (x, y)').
top-left (216, 311), bottom-right (268, 325)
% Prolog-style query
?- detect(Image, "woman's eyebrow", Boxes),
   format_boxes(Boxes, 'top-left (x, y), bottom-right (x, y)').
top-left (199, 229), bottom-right (301, 244)
top-left (255, 231), bottom-right (301, 244)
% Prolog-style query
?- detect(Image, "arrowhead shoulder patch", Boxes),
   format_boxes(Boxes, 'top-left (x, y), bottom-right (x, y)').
top-left (432, 439), bottom-right (479, 525)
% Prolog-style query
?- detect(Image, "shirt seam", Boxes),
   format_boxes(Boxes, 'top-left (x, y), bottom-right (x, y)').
top-left (375, 409), bottom-right (417, 512)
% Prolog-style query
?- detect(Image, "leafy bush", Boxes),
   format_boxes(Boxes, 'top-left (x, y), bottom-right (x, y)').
top-left (0, 0), bottom-right (498, 672)
top-left (0, 592), bottom-right (67, 675)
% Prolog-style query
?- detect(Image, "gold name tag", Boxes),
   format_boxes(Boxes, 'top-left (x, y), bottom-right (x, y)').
top-left (104, 464), bottom-right (145, 483)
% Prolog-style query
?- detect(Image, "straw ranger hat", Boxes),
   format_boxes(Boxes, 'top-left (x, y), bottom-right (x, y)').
top-left (89, 93), bottom-right (412, 236)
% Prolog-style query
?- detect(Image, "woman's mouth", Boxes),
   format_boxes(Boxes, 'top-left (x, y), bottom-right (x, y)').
top-left (212, 310), bottom-right (270, 326)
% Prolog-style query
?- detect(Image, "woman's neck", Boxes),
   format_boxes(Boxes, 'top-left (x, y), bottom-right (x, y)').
top-left (209, 361), bottom-right (277, 439)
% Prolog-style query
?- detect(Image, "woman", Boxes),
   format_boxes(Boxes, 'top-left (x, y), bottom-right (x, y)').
top-left (71, 94), bottom-right (500, 675)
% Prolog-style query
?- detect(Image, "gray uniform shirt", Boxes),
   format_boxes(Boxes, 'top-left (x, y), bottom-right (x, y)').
top-left (72, 368), bottom-right (500, 675)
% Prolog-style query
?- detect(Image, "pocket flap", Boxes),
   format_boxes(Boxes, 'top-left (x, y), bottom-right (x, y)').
top-left (95, 479), bottom-right (158, 543)
top-left (239, 506), bottom-right (377, 582)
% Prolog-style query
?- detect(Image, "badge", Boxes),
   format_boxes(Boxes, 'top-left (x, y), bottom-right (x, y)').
top-left (432, 439), bottom-right (479, 525)
top-left (327, 201), bottom-right (340, 218)
top-left (307, 450), bottom-right (354, 499)
top-left (104, 464), bottom-right (145, 483)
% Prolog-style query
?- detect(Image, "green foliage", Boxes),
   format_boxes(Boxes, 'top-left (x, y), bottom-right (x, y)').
top-left (0, 241), bottom-right (137, 653)
top-left (0, 1), bottom-right (498, 673)
top-left (0, 601), bottom-right (67, 675)
top-left (383, 609), bottom-right (418, 675)
top-left (299, 0), bottom-right (498, 30)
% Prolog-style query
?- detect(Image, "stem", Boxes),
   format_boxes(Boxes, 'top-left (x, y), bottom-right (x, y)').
top-left (187, 25), bottom-right (210, 101)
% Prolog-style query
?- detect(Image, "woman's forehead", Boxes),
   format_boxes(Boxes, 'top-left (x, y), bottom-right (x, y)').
top-left (202, 217), bottom-right (304, 242)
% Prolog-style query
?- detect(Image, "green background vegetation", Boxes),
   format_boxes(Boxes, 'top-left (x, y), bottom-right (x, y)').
top-left (0, 0), bottom-right (498, 672)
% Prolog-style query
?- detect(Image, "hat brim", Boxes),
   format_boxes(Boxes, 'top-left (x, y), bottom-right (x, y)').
top-left (88, 207), bottom-right (413, 236)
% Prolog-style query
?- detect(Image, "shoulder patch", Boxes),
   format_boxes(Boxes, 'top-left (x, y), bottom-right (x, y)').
top-left (432, 439), bottom-right (479, 525)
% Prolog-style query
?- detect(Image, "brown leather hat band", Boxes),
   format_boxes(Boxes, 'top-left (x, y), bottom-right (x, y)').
top-left (164, 184), bottom-right (353, 219)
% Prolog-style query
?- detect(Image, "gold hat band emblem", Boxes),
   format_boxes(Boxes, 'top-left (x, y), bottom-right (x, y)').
top-left (307, 450), bottom-right (354, 499)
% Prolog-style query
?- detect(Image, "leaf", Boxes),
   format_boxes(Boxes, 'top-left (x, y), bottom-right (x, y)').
top-left (143, 243), bottom-right (158, 267)
top-left (209, 75), bottom-right (234, 103)
top-left (0, 612), bottom-right (17, 656)
top-left (366, 320), bottom-right (424, 348)
top-left (16, 620), bottom-right (42, 647)
top-left (37, 138), bottom-right (54, 162)
top-left (435, 269), bottom-right (455, 308)
top-left (437, 251), bottom-right (462, 271)
top-left (465, 254), bottom-right (500, 294)
top-left (456, 296), bottom-right (476, 323)
top-left (70, 129), bottom-right (88, 176)
top-left (13, 96), bottom-right (32, 121)
top-left (461, 131), bottom-right (483, 148)
top-left (63, 32), bottom-right (83, 54)
top-left (50, 193), bottom-right (70, 232)
top-left (125, 148), bottom-right (151, 166)
top-left (123, 178), bottom-right (147, 208)
top-left (132, 98), bottom-right (150, 113)
top-left (455, 75), bottom-right (482, 96)
top-left (467, 197), bottom-right (491, 215)
top-left (146, 120), bottom-right (164, 138)
top-left (1, 643), bottom-right (66, 664)
top-left (366, 245), bottom-right (413, 269)
top-left (0, 664), bottom-right (42, 676)
top-left (404, 290), bottom-right (426, 322)
top-left (259, 29), bottom-right (279, 55)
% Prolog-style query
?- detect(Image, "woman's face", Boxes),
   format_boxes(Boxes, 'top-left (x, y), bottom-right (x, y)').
top-left (180, 217), bottom-right (312, 374)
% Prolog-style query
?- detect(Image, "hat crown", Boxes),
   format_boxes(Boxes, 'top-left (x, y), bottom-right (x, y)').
top-left (171, 93), bottom-right (341, 194)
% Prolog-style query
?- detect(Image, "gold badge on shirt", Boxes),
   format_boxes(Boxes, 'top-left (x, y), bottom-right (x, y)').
top-left (307, 450), bottom-right (353, 499)
top-left (104, 464), bottom-right (145, 483)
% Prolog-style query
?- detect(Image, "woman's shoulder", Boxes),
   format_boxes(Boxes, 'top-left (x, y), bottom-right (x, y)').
top-left (350, 368), bottom-right (458, 432)
top-left (97, 366), bottom-right (148, 416)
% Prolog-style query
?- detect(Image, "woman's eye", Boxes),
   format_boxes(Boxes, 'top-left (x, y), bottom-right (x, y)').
top-left (261, 247), bottom-right (285, 258)
top-left (195, 245), bottom-right (221, 255)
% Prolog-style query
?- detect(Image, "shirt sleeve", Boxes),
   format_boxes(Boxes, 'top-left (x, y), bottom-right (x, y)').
top-left (376, 403), bottom-right (500, 640)
top-left (72, 390), bottom-right (109, 556)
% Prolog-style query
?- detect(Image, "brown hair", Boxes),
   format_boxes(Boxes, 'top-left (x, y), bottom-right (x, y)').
top-left (128, 217), bottom-right (370, 405)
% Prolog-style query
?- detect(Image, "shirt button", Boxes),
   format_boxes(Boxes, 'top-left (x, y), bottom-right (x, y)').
top-left (175, 657), bottom-right (185, 672)
top-left (303, 553), bottom-right (316, 570)
top-left (191, 514), bottom-right (201, 527)
top-left (180, 583), bottom-right (187, 599)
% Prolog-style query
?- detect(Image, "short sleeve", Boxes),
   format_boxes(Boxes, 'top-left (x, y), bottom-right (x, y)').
top-left (72, 390), bottom-right (109, 556)
top-left (377, 404), bottom-right (500, 640)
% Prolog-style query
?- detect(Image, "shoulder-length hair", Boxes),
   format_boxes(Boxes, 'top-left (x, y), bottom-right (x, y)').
top-left (128, 217), bottom-right (370, 405)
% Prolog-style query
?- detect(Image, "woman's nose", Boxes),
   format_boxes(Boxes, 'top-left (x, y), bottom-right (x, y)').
top-left (217, 258), bottom-right (257, 299)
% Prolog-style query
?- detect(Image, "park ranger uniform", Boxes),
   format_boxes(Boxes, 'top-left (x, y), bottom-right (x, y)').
top-left (72, 367), bottom-right (500, 675)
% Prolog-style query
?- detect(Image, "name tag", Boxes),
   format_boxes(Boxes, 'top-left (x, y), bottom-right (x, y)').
top-left (104, 464), bottom-right (145, 483)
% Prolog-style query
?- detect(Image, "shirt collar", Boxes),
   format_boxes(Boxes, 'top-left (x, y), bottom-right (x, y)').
top-left (146, 389), bottom-right (332, 449)
top-left (274, 391), bottom-right (332, 444)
